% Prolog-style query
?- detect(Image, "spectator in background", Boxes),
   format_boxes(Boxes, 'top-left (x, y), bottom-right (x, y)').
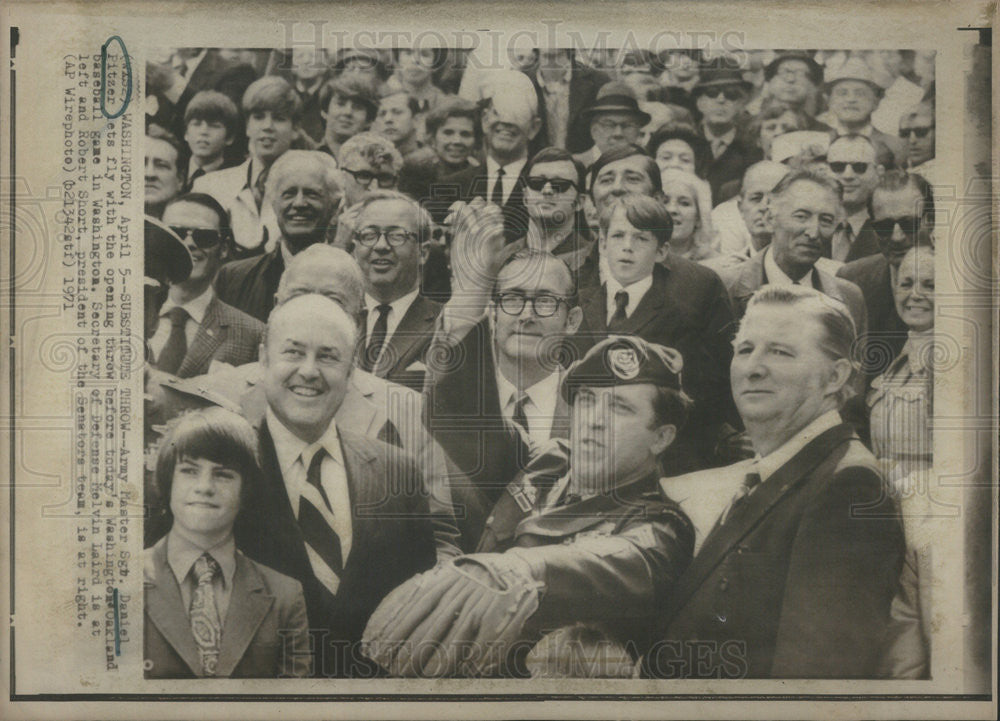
top-left (826, 134), bottom-right (885, 262)
top-left (693, 64), bottom-right (754, 204)
top-left (659, 168), bottom-right (718, 263)
top-left (398, 97), bottom-right (480, 201)
top-left (711, 160), bottom-right (789, 268)
top-left (182, 91), bottom-right (241, 190)
top-left (530, 49), bottom-right (612, 155)
top-left (616, 49), bottom-right (663, 102)
top-left (647, 126), bottom-right (712, 180)
top-left (146, 125), bottom-right (186, 218)
top-left (316, 75), bottom-right (379, 159)
top-left (899, 100), bottom-right (936, 173)
top-left (392, 48), bottom-right (449, 118)
top-left (758, 52), bottom-right (828, 127)
top-left (373, 87), bottom-right (424, 159)
top-left (285, 47), bottom-right (331, 144)
top-left (654, 49), bottom-right (701, 114)
top-left (333, 132), bottom-right (404, 247)
top-left (574, 82), bottom-right (650, 170)
top-left (193, 76), bottom-right (303, 256)
top-left (638, 101), bottom-right (694, 147)
top-left (334, 48), bottom-right (391, 88)
top-left (214, 150), bottom-right (341, 322)
top-left (748, 98), bottom-right (809, 163)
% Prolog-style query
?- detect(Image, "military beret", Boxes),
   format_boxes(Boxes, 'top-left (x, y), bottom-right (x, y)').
top-left (144, 215), bottom-right (191, 286)
top-left (561, 335), bottom-right (684, 403)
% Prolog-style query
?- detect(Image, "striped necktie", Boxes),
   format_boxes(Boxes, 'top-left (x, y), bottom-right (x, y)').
top-left (298, 447), bottom-right (343, 596)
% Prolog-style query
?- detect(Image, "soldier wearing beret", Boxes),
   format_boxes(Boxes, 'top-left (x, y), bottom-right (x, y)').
top-left (361, 335), bottom-right (695, 677)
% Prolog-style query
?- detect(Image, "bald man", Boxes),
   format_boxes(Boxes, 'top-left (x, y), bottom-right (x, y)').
top-left (710, 161), bottom-right (790, 276)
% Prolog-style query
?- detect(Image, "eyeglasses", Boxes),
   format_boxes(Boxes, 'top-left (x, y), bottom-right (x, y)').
top-left (899, 126), bottom-right (934, 139)
top-left (594, 118), bottom-right (639, 132)
top-left (525, 176), bottom-right (577, 193)
top-left (828, 161), bottom-right (871, 175)
top-left (169, 226), bottom-right (224, 248)
top-left (354, 227), bottom-right (418, 246)
top-left (701, 87), bottom-right (745, 101)
top-left (495, 292), bottom-right (568, 317)
top-left (871, 215), bottom-right (922, 239)
top-left (342, 167), bottom-right (397, 187)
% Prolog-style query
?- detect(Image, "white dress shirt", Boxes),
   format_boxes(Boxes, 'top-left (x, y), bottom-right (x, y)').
top-left (754, 409), bottom-right (843, 483)
top-left (265, 408), bottom-right (353, 567)
top-left (166, 530), bottom-right (236, 623)
top-left (485, 156), bottom-right (527, 205)
top-left (495, 368), bottom-right (562, 447)
top-left (763, 246), bottom-right (817, 287)
top-left (702, 125), bottom-right (737, 158)
top-left (150, 286), bottom-right (215, 362)
top-left (604, 272), bottom-right (655, 324)
top-left (364, 288), bottom-right (420, 351)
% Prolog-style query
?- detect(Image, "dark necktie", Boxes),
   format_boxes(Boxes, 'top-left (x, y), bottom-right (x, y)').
top-left (156, 306), bottom-right (189, 374)
top-left (189, 553), bottom-right (222, 676)
top-left (361, 304), bottom-right (391, 373)
top-left (188, 166), bottom-right (206, 188)
top-left (609, 290), bottom-right (629, 329)
top-left (252, 165), bottom-right (269, 212)
top-left (511, 393), bottom-right (530, 436)
top-left (491, 167), bottom-right (506, 205)
top-left (298, 447), bottom-right (344, 596)
top-left (718, 471), bottom-right (762, 527)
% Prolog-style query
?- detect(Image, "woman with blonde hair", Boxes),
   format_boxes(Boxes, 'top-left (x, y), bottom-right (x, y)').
top-left (658, 168), bottom-right (719, 263)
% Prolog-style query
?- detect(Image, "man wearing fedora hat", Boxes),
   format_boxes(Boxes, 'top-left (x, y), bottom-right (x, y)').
top-left (573, 81), bottom-right (651, 171)
top-left (761, 51), bottom-right (831, 132)
top-left (821, 56), bottom-right (907, 168)
top-left (693, 64), bottom-right (754, 204)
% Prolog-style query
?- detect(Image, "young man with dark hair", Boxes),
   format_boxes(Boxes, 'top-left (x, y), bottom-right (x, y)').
top-left (183, 90), bottom-right (241, 189)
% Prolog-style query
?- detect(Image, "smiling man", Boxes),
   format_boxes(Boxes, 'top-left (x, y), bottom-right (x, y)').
top-left (647, 285), bottom-right (904, 679)
top-left (214, 150), bottom-right (341, 321)
top-left (152, 193), bottom-right (264, 377)
top-left (826, 134), bottom-right (885, 262)
top-left (234, 293), bottom-right (436, 677)
top-left (351, 191), bottom-right (442, 390)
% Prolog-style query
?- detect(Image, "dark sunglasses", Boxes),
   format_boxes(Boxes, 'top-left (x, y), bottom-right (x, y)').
top-left (871, 215), bottom-right (922, 239)
top-left (899, 126), bottom-right (934, 139)
top-left (343, 167), bottom-right (397, 187)
top-left (525, 176), bottom-right (577, 193)
top-left (702, 86), bottom-right (744, 101)
top-left (828, 161), bottom-right (870, 174)
top-left (170, 226), bottom-right (224, 248)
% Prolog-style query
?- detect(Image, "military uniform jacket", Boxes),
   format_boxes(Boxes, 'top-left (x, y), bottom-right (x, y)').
top-left (477, 440), bottom-right (695, 650)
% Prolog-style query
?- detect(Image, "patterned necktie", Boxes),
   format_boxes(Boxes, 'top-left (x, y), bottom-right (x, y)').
top-left (156, 306), bottom-right (189, 374)
top-left (712, 138), bottom-right (728, 158)
top-left (361, 304), bottom-right (391, 372)
top-left (609, 290), bottom-right (629, 328)
top-left (511, 393), bottom-right (530, 436)
top-left (491, 167), bottom-right (506, 205)
top-left (718, 471), bottom-right (763, 527)
top-left (298, 447), bottom-right (343, 596)
top-left (189, 553), bottom-right (222, 676)
top-left (252, 165), bottom-right (269, 212)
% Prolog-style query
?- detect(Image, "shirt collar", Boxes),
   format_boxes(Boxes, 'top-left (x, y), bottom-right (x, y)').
top-left (497, 366), bottom-right (562, 416)
top-left (763, 246), bottom-right (815, 287)
top-left (537, 66), bottom-right (572, 90)
top-left (754, 409), bottom-right (842, 483)
top-left (702, 124), bottom-right (736, 146)
top-left (486, 155), bottom-right (527, 179)
top-left (189, 155), bottom-right (224, 177)
top-left (365, 287), bottom-right (420, 319)
top-left (159, 286), bottom-right (215, 325)
top-left (846, 208), bottom-right (870, 236)
top-left (605, 271), bottom-right (655, 311)
top-left (265, 406), bottom-right (343, 478)
top-left (166, 528), bottom-right (236, 592)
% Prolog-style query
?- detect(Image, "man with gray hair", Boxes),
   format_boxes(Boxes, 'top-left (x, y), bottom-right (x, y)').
top-left (646, 284), bottom-right (904, 679)
top-left (350, 190), bottom-right (442, 391)
top-left (214, 149), bottom-right (341, 321)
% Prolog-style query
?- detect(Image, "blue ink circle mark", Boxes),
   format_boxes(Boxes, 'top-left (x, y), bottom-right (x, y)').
top-left (100, 36), bottom-right (132, 119)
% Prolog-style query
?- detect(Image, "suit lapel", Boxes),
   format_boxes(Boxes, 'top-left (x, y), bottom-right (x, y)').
top-left (339, 432), bottom-right (379, 571)
top-left (375, 296), bottom-right (436, 376)
top-left (583, 284), bottom-right (609, 335)
top-left (144, 538), bottom-right (204, 676)
top-left (177, 297), bottom-right (227, 377)
top-left (731, 253), bottom-right (766, 310)
top-left (617, 265), bottom-right (667, 335)
top-left (215, 553), bottom-right (274, 677)
top-left (669, 425), bottom-right (855, 616)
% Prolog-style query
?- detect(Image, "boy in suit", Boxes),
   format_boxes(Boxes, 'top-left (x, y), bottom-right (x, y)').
top-left (144, 406), bottom-right (311, 678)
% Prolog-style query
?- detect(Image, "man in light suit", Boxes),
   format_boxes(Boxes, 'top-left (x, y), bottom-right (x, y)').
top-left (351, 191), bottom-right (443, 392)
top-left (193, 76), bottom-right (302, 255)
top-left (234, 294), bottom-right (437, 677)
top-left (213, 150), bottom-right (341, 322)
top-left (152, 193), bottom-right (264, 378)
top-left (722, 169), bottom-right (869, 350)
top-left (645, 284), bottom-right (905, 679)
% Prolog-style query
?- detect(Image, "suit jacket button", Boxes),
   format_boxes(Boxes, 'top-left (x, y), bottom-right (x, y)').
top-left (719, 578), bottom-right (729, 591)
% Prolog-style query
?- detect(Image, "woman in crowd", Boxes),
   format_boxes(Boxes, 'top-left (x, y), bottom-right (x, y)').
top-left (647, 125), bottom-right (711, 180)
top-left (659, 168), bottom-right (719, 263)
top-left (869, 244), bottom-right (934, 679)
top-left (749, 98), bottom-right (810, 162)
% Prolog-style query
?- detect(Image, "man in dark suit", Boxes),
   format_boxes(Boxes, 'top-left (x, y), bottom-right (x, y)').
top-left (152, 194), bottom-right (264, 377)
top-left (571, 82), bottom-right (651, 172)
top-left (721, 169), bottom-right (869, 345)
top-left (693, 66), bottom-right (755, 204)
top-left (351, 191), bottom-right (443, 391)
top-left (530, 49), bottom-right (611, 155)
top-left (575, 194), bottom-right (739, 470)
top-left (424, 206), bottom-right (583, 549)
top-left (826, 134), bottom-right (885, 262)
top-left (430, 71), bottom-right (541, 240)
top-left (837, 170), bottom-right (935, 382)
top-left (214, 150), bottom-right (341, 322)
top-left (645, 284), bottom-right (905, 679)
top-left (234, 293), bottom-right (437, 677)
